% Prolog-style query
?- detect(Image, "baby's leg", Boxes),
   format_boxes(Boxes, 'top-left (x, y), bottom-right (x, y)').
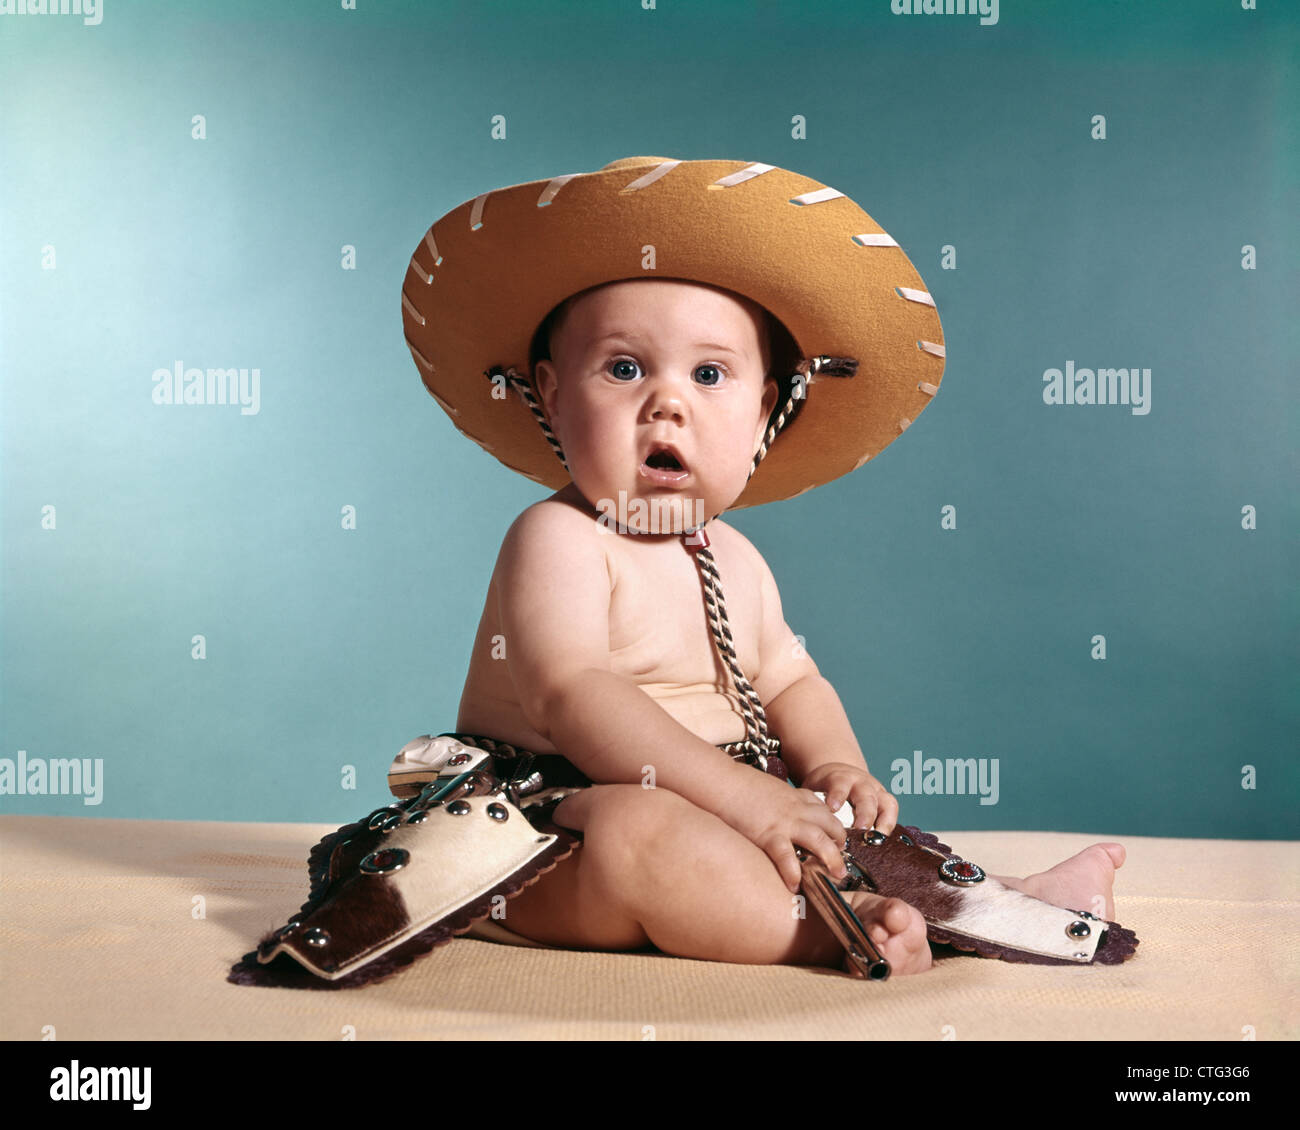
top-left (501, 784), bottom-right (930, 974)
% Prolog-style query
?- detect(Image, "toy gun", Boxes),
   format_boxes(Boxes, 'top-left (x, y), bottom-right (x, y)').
top-left (798, 847), bottom-right (891, 979)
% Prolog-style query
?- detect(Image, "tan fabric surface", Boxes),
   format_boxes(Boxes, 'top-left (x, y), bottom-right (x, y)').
top-left (1, 814), bottom-right (1295, 1041)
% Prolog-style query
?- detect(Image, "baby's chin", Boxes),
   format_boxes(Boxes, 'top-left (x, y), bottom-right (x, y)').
top-left (569, 475), bottom-right (746, 535)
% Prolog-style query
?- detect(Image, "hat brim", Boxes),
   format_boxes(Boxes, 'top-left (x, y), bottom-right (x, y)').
top-left (401, 158), bottom-right (944, 509)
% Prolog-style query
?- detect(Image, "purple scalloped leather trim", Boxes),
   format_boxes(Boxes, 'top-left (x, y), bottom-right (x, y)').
top-left (306, 816), bottom-right (372, 903)
top-left (1092, 921), bottom-right (1140, 964)
top-left (900, 825), bottom-right (954, 858)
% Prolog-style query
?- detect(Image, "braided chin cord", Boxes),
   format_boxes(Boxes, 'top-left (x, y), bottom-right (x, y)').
top-left (490, 366), bottom-right (570, 474)
top-left (489, 354), bottom-right (857, 778)
top-left (682, 354), bottom-right (856, 775)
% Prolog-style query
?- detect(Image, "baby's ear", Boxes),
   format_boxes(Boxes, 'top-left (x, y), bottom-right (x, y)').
top-left (534, 360), bottom-right (559, 421)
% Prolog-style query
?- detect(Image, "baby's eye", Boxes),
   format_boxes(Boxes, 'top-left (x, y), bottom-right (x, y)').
top-left (693, 364), bottom-right (725, 387)
top-left (609, 358), bottom-right (642, 381)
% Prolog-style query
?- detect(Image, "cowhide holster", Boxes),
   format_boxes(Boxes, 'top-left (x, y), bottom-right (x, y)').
top-left (228, 734), bottom-right (1137, 989)
top-left (803, 803), bottom-right (1138, 980)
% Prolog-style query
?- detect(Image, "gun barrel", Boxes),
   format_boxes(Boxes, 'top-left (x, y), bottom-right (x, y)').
top-left (799, 854), bottom-right (891, 981)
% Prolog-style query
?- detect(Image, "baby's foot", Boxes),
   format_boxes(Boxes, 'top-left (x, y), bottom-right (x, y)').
top-left (1003, 843), bottom-right (1126, 920)
top-left (840, 892), bottom-right (932, 976)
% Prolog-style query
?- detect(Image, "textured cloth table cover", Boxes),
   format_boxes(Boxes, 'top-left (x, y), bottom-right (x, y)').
top-left (1, 815), bottom-right (1295, 1041)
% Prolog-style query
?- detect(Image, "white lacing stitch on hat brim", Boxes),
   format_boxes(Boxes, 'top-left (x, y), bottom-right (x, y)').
top-left (469, 193), bottom-right (489, 231)
top-left (407, 258), bottom-right (433, 285)
top-left (710, 163), bottom-right (775, 188)
top-left (790, 187), bottom-right (846, 206)
top-left (537, 174), bottom-right (579, 207)
top-left (401, 291), bottom-right (425, 326)
top-left (918, 381), bottom-right (940, 396)
top-left (918, 340), bottom-right (945, 358)
top-left (851, 232), bottom-right (899, 247)
top-left (620, 161), bottom-right (681, 193)
top-left (896, 287), bottom-right (935, 307)
top-left (429, 389), bottom-right (459, 417)
top-left (406, 339), bottom-right (436, 376)
top-left (423, 229), bottom-right (442, 266)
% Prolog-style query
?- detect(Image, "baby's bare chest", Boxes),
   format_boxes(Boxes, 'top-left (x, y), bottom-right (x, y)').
top-left (606, 539), bottom-right (763, 685)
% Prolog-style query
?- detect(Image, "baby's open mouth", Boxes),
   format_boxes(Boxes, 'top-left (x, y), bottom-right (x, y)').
top-left (646, 450), bottom-right (683, 471)
top-left (639, 443), bottom-right (689, 484)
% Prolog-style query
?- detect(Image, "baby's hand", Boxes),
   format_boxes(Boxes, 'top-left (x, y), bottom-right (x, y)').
top-left (720, 770), bottom-right (848, 894)
top-left (800, 763), bottom-right (899, 835)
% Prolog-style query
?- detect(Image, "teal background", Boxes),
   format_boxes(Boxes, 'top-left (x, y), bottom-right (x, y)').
top-left (1, 0), bottom-right (1295, 835)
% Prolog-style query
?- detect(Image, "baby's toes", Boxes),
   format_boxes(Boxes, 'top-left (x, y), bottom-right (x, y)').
top-left (868, 897), bottom-right (914, 942)
top-left (858, 895), bottom-right (932, 976)
top-left (1096, 842), bottom-right (1126, 870)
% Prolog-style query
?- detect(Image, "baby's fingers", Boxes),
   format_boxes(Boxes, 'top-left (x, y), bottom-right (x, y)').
top-left (796, 820), bottom-right (847, 884)
top-left (846, 781), bottom-right (897, 835)
top-left (872, 789), bottom-right (900, 835)
top-left (821, 783), bottom-right (851, 816)
top-left (755, 832), bottom-right (803, 894)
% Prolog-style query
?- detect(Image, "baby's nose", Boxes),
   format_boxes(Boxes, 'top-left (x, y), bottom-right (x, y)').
top-left (647, 371), bottom-right (694, 410)
top-left (649, 398), bottom-right (685, 421)
top-left (646, 386), bottom-right (687, 421)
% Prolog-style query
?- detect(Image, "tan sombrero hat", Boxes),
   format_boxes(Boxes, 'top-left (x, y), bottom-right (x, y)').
top-left (401, 156), bottom-right (945, 510)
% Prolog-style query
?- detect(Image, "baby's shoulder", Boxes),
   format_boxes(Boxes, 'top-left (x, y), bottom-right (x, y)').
top-left (495, 491), bottom-right (607, 573)
top-left (705, 518), bottom-right (777, 585)
top-left (707, 517), bottom-right (765, 562)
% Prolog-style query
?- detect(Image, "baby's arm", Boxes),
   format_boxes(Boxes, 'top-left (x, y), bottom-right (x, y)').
top-left (749, 551), bottom-right (900, 834)
top-left (494, 503), bottom-right (846, 890)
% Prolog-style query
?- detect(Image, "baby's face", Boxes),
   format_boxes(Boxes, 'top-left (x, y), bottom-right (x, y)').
top-left (534, 279), bottom-right (779, 532)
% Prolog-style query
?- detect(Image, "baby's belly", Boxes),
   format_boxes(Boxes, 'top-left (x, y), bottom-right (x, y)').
top-left (637, 682), bottom-right (749, 745)
top-left (457, 680), bottom-right (748, 753)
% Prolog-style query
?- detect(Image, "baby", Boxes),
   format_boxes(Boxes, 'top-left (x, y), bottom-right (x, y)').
top-left (454, 275), bottom-right (1125, 974)
top-left (233, 158), bottom-right (1136, 990)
